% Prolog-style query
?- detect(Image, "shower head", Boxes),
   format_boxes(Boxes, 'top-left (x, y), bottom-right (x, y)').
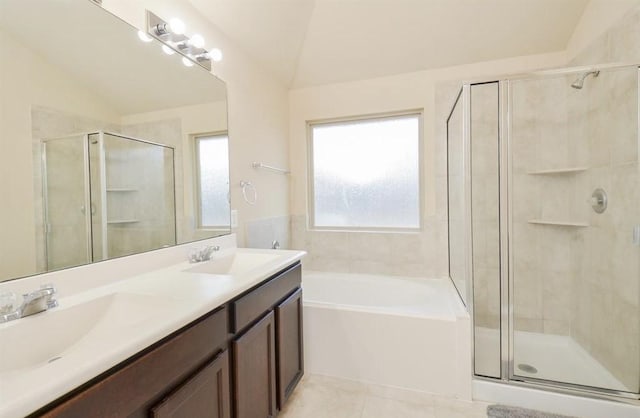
top-left (571, 70), bottom-right (600, 89)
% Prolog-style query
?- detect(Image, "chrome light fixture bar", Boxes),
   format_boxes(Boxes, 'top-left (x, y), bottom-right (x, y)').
top-left (146, 11), bottom-right (216, 71)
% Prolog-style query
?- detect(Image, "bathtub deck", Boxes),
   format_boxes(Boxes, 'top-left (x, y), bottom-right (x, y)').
top-left (303, 270), bottom-right (467, 320)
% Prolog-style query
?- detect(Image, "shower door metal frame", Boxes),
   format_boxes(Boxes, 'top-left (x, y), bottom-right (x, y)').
top-left (41, 134), bottom-right (93, 270)
top-left (461, 62), bottom-right (640, 404)
top-left (96, 131), bottom-right (109, 261)
top-left (41, 130), bottom-right (178, 271)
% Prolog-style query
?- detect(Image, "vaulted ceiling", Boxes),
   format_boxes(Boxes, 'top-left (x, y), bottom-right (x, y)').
top-left (189, 0), bottom-right (591, 88)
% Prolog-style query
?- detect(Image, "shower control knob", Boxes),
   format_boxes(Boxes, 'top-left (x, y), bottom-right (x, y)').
top-left (589, 188), bottom-right (607, 214)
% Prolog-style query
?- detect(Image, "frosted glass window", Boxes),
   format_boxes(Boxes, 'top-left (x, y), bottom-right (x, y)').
top-left (196, 134), bottom-right (230, 228)
top-left (310, 114), bottom-right (420, 229)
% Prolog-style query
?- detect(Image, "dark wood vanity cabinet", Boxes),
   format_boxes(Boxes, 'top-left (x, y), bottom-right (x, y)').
top-left (275, 287), bottom-right (304, 408)
top-left (37, 307), bottom-right (229, 418)
top-left (34, 262), bottom-right (303, 418)
top-left (230, 263), bottom-right (303, 418)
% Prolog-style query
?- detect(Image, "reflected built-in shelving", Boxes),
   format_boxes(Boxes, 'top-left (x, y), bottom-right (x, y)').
top-left (527, 220), bottom-right (589, 227)
top-left (526, 166), bottom-right (588, 175)
top-left (107, 219), bottom-right (140, 224)
top-left (106, 188), bottom-right (138, 192)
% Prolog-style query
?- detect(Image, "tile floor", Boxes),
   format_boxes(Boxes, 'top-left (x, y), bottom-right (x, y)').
top-left (279, 374), bottom-right (490, 418)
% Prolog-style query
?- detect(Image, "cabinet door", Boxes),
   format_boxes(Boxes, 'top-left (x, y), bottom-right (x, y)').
top-left (232, 311), bottom-right (277, 418)
top-left (151, 350), bottom-right (231, 418)
top-left (275, 288), bottom-right (304, 409)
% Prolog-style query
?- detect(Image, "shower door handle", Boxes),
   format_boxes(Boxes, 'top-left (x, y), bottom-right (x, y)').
top-left (80, 204), bottom-right (97, 215)
top-left (633, 225), bottom-right (640, 247)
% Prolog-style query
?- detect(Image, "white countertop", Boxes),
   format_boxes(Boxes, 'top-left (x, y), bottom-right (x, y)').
top-left (0, 247), bottom-right (305, 418)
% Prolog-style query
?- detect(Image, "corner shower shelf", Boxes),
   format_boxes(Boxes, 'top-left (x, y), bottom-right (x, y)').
top-left (526, 167), bottom-right (588, 175)
top-left (528, 220), bottom-right (589, 227)
top-left (106, 188), bottom-right (138, 192)
top-left (107, 219), bottom-right (140, 224)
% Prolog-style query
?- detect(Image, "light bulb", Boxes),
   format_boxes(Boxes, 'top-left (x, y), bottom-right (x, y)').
top-left (189, 34), bottom-right (205, 49)
top-left (162, 45), bottom-right (175, 55)
top-left (209, 48), bottom-right (223, 62)
top-left (182, 57), bottom-right (194, 67)
top-left (169, 18), bottom-right (186, 35)
top-left (137, 30), bottom-right (153, 43)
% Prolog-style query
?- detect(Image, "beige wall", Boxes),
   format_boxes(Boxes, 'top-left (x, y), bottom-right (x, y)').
top-left (0, 29), bottom-right (121, 280)
top-left (102, 0), bottom-right (291, 247)
top-left (566, 0), bottom-right (640, 61)
top-left (288, 52), bottom-right (565, 276)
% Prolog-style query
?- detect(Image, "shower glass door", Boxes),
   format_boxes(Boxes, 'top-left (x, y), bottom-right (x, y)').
top-left (42, 135), bottom-right (91, 270)
top-left (470, 82), bottom-right (501, 379)
top-left (509, 66), bottom-right (640, 393)
top-left (89, 132), bottom-right (177, 261)
top-left (447, 89), bottom-right (468, 306)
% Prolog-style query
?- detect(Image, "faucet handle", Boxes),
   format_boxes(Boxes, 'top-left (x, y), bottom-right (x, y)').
top-left (0, 291), bottom-right (17, 315)
top-left (40, 283), bottom-right (57, 293)
top-left (41, 283), bottom-right (58, 309)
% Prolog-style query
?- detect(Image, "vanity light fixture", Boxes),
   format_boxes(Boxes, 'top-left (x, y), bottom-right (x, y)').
top-left (189, 34), bottom-right (205, 49)
top-left (146, 11), bottom-right (221, 71)
top-left (181, 56), bottom-right (195, 67)
top-left (153, 17), bottom-right (186, 37)
top-left (137, 30), bottom-right (153, 43)
top-left (209, 48), bottom-right (223, 63)
top-left (161, 44), bottom-right (176, 55)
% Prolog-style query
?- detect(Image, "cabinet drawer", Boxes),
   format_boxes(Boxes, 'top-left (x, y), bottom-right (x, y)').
top-left (151, 350), bottom-right (230, 418)
top-left (231, 263), bottom-right (301, 333)
top-left (38, 307), bottom-right (228, 418)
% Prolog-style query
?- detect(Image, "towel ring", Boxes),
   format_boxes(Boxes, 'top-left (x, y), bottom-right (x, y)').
top-left (240, 181), bottom-right (257, 205)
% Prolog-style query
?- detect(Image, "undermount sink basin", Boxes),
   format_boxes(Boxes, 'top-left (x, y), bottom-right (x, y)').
top-left (183, 251), bottom-right (284, 275)
top-left (0, 292), bottom-right (164, 375)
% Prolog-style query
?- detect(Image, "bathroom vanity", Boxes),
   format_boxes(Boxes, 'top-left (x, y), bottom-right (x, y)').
top-left (0, 248), bottom-right (304, 418)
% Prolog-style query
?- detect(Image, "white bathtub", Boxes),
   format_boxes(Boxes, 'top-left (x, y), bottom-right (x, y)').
top-left (302, 270), bottom-right (472, 399)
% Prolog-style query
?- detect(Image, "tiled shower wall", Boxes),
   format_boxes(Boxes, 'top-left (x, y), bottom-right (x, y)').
top-left (291, 214), bottom-right (448, 277)
top-left (510, 75), bottom-right (578, 336)
top-left (245, 215), bottom-right (291, 250)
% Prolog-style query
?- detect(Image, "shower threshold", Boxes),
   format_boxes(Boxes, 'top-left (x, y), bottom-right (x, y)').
top-left (474, 327), bottom-right (630, 393)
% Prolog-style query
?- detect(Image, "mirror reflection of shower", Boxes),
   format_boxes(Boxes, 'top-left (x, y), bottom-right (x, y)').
top-left (41, 131), bottom-right (176, 271)
top-left (570, 70), bottom-right (600, 89)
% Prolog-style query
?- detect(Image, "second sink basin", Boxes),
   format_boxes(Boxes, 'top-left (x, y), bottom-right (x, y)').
top-left (0, 292), bottom-right (165, 375)
top-left (183, 251), bottom-right (285, 275)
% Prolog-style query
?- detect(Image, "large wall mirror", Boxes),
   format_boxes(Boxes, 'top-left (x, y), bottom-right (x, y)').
top-left (0, 0), bottom-right (231, 282)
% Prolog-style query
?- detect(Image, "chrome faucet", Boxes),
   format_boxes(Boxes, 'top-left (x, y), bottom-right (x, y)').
top-left (188, 245), bottom-right (220, 263)
top-left (0, 284), bottom-right (58, 323)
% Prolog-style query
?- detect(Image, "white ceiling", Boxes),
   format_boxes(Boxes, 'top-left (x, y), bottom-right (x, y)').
top-left (189, 0), bottom-right (590, 88)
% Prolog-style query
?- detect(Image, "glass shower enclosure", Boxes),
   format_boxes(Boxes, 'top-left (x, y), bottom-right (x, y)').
top-left (42, 131), bottom-right (176, 271)
top-left (447, 64), bottom-right (640, 399)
